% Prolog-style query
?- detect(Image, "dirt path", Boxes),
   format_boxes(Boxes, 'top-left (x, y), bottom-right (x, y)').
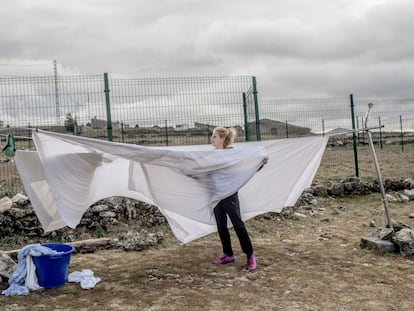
top-left (1, 193), bottom-right (414, 310)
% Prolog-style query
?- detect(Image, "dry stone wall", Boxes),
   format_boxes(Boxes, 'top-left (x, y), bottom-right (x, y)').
top-left (1, 177), bottom-right (414, 250)
top-left (0, 196), bottom-right (166, 245)
top-left (2, 177), bottom-right (414, 280)
top-left (1, 177), bottom-right (414, 242)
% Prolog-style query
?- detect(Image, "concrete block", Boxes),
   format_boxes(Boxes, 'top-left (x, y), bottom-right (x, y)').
top-left (360, 236), bottom-right (398, 253)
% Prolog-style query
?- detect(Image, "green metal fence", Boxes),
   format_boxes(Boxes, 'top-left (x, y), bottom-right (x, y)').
top-left (259, 95), bottom-right (414, 183)
top-left (0, 74), bottom-right (257, 141)
top-left (1, 73), bottom-right (414, 195)
top-left (105, 75), bottom-right (258, 146)
top-left (242, 76), bottom-right (261, 141)
top-left (0, 74), bottom-right (258, 194)
top-left (351, 96), bottom-right (414, 184)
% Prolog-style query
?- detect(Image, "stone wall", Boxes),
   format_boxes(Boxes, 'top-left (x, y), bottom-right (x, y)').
top-left (0, 196), bottom-right (166, 246)
top-left (2, 177), bottom-right (414, 280)
top-left (1, 177), bottom-right (414, 246)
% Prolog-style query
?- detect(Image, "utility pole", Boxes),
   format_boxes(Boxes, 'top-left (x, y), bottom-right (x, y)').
top-left (54, 60), bottom-right (60, 125)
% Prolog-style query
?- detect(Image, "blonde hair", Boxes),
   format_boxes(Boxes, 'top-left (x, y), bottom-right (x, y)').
top-left (213, 127), bottom-right (236, 149)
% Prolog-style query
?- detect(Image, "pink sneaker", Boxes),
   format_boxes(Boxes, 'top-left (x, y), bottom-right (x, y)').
top-left (247, 254), bottom-right (256, 271)
top-left (213, 255), bottom-right (236, 264)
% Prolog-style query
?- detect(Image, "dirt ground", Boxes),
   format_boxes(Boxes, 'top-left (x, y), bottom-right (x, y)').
top-left (1, 193), bottom-right (414, 311)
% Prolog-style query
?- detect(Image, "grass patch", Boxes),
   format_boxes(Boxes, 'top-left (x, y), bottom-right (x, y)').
top-left (2, 194), bottom-right (414, 310)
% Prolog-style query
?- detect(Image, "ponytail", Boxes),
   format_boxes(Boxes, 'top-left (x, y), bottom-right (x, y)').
top-left (213, 127), bottom-right (236, 148)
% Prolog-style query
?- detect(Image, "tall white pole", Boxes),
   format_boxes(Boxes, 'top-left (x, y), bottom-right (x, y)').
top-left (365, 103), bottom-right (393, 230)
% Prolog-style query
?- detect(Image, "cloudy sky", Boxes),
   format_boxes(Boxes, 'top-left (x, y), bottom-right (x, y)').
top-left (1, 0), bottom-right (413, 99)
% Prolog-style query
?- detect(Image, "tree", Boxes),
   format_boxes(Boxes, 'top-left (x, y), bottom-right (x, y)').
top-left (64, 113), bottom-right (75, 132)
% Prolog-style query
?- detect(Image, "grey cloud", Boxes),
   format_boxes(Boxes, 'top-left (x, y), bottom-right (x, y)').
top-left (195, 1), bottom-right (414, 64)
top-left (1, 0), bottom-right (414, 99)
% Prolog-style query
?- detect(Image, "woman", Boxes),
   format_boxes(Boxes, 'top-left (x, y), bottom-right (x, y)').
top-left (211, 126), bottom-right (267, 271)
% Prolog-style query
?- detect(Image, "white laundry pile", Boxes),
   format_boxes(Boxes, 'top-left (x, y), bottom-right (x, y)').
top-left (2, 244), bottom-right (61, 296)
top-left (68, 269), bottom-right (101, 289)
top-left (15, 130), bottom-right (328, 243)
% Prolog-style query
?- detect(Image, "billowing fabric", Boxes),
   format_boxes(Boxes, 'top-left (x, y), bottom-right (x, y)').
top-left (15, 130), bottom-right (328, 243)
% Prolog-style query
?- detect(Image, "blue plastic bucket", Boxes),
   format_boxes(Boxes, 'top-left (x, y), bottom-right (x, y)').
top-left (33, 243), bottom-right (75, 288)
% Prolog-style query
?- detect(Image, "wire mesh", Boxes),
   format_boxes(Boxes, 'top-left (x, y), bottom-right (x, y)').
top-left (1, 74), bottom-right (414, 193)
top-left (107, 76), bottom-right (253, 145)
top-left (0, 75), bottom-right (254, 193)
top-left (258, 97), bottom-right (414, 182)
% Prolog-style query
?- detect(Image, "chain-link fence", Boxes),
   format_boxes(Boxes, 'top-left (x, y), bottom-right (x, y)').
top-left (0, 74), bottom-right (258, 194)
top-left (259, 96), bottom-right (414, 183)
top-left (1, 74), bottom-right (414, 194)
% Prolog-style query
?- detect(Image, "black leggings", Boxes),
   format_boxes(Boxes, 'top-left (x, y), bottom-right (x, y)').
top-left (213, 193), bottom-right (253, 257)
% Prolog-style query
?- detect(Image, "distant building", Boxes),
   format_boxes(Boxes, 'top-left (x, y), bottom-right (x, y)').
top-left (91, 117), bottom-right (107, 129)
top-left (248, 118), bottom-right (312, 138)
top-left (91, 117), bottom-right (123, 129)
top-left (326, 128), bottom-right (352, 137)
top-left (194, 122), bottom-right (215, 130)
top-left (175, 124), bottom-right (189, 131)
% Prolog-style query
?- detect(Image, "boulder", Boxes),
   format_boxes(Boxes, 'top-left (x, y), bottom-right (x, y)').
top-left (403, 189), bottom-right (414, 200)
top-left (0, 197), bottom-right (12, 213)
top-left (0, 252), bottom-right (17, 280)
top-left (11, 193), bottom-right (29, 206)
top-left (392, 228), bottom-right (414, 256)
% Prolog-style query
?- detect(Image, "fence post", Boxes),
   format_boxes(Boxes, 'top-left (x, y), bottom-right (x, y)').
top-left (322, 119), bottom-right (325, 137)
top-left (378, 116), bottom-right (383, 150)
top-left (165, 120), bottom-right (169, 146)
top-left (103, 72), bottom-right (113, 141)
top-left (350, 94), bottom-right (359, 177)
top-left (400, 115), bottom-right (404, 152)
top-left (285, 120), bottom-right (289, 138)
top-left (356, 115), bottom-right (360, 142)
top-left (242, 92), bottom-right (249, 141)
top-left (28, 125), bottom-right (32, 149)
top-left (252, 77), bottom-right (261, 141)
top-left (206, 124), bottom-right (211, 144)
top-left (121, 122), bottom-right (124, 143)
